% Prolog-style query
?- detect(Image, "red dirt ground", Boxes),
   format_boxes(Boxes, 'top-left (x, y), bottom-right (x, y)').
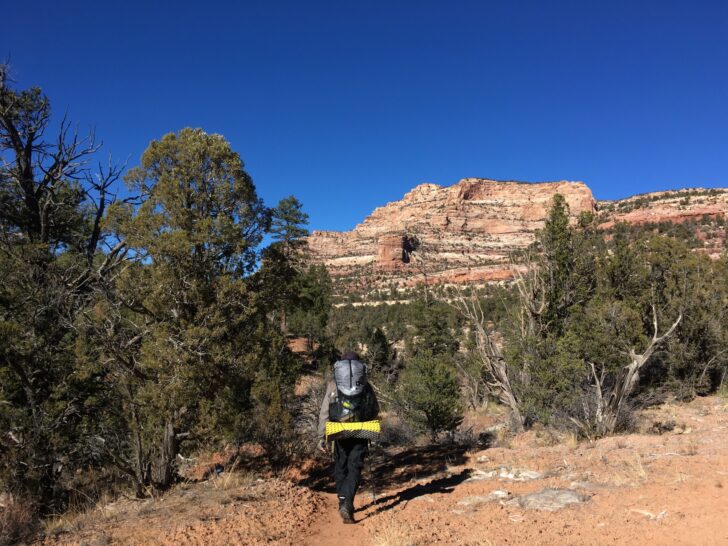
top-left (37, 396), bottom-right (728, 545)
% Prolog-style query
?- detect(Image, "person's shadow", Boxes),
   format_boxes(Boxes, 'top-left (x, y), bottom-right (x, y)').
top-left (355, 468), bottom-right (473, 520)
top-left (301, 442), bottom-right (474, 494)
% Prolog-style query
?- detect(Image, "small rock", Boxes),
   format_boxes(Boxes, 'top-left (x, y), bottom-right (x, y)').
top-left (465, 468), bottom-right (496, 482)
top-left (468, 466), bottom-right (544, 482)
top-left (569, 481), bottom-right (599, 490)
top-left (630, 508), bottom-right (668, 521)
top-left (517, 488), bottom-right (588, 511)
top-left (458, 495), bottom-right (489, 507)
top-left (489, 489), bottom-right (511, 500)
top-left (457, 490), bottom-right (512, 507)
top-left (504, 468), bottom-right (542, 481)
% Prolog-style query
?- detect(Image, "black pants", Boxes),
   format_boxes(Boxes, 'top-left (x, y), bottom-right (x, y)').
top-left (333, 438), bottom-right (368, 504)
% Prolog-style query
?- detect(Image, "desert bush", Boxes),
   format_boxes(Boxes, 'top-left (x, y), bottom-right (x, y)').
top-left (377, 413), bottom-right (417, 447)
top-left (293, 376), bottom-right (328, 452)
top-left (396, 352), bottom-right (463, 441)
top-left (251, 370), bottom-right (301, 469)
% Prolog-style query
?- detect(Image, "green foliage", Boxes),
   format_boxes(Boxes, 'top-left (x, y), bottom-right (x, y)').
top-left (366, 327), bottom-right (390, 372)
top-left (286, 264), bottom-right (333, 345)
top-left (409, 300), bottom-right (460, 357)
top-left (396, 352), bottom-right (463, 440)
top-left (89, 128), bottom-right (301, 491)
top-left (0, 70), bottom-right (119, 511)
top-left (505, 196), bottom-right (728, 434)
top-left (271, 195), bottom-right (309, 259)
top-left (250, 340), bottom-right (301, 468)
top-left (0, 93), bottom-right (313, 505)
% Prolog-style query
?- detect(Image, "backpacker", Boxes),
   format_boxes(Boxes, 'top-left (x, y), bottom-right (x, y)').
top-left (328, 358), bottom-right (378, 423)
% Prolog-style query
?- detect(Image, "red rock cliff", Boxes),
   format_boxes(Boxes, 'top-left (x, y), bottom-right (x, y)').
top-left (307, 178), bottom-right (597, 289)
top-left (307, 180), bottom-right (728, 293)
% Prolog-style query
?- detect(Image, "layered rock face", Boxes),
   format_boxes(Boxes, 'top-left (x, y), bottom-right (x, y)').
top-left (307, 178), bottom-right (597, 290)
top-left (307, 179), bottom-right (728, 293)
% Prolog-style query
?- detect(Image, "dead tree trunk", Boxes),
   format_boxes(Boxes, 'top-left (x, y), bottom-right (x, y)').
top-left (152, 419), bottom-right (178, 493)
top-left (511, 251), bottom-right (546, 388)
top-left (453, 291), bottom-right (525, 432)
top-left (594, 306), bottom-right (681, 436)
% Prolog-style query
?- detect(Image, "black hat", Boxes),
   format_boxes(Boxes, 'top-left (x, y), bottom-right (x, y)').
top-left (341, 351), bottom-right (360, 361)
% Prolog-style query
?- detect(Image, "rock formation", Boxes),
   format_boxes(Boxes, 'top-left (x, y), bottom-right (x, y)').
top-left (306, 178), bottom-right (728, 293)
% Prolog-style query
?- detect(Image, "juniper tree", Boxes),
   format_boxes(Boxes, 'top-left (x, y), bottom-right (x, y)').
top-left (397, 351), bottom-right (463, 441)
top-left (0, 66), bottom-right (124, 510)
top-left (94, 128), bottom-right (276, 492)
top-left (286, 264), bottom-right (333, 350)
top-left (409, 300), bottom-right (459, 357)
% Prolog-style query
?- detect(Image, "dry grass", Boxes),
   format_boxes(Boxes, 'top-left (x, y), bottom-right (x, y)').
top-left (44, 505), bottom-right (97, 538)
top-left (607, 454), bottom-right (648, 487)
top-left (680, 438), bottom-right (699, 456)
top-left (42, 489), bottom-right (120, 539)
top-left (0, 496), bottom-right (36, 546)
top-left (629, 454), bottom-right (647, 481)
top-left (495, 427), bottom-right (511, 449)
top-left (208, 459), bottom-right (255, 491)
top-left (369, 513), bottom-right (418, 546)
top-left (563, 431), bottom-right (579, 450)
top-left (211, 472), bottom-right (255, 492)
top-left (674, 472), bottom-right (692, 484)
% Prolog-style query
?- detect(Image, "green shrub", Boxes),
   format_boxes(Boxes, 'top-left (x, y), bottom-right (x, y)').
top-left (396, 352), bottom-right (463, 440)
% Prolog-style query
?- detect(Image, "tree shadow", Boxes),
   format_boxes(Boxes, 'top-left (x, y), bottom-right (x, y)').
top-left (299, 442), bottom-right (476, 495)
top-left (356, 468), bottom-right (473, 519)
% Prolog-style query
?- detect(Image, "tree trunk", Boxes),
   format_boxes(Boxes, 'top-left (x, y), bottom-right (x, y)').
top-left (595, 309), bottom-right (681, 436)
top-left (152, 420), bottom-right (178, 492)
top-left (453, 293), bottom-right (525, 432)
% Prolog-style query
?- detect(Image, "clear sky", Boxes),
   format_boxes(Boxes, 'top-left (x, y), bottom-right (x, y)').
top-left (4, 1), bottom-right (728, 232)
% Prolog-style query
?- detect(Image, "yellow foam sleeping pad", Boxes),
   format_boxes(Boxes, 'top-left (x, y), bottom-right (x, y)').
top-left (325, 420), bottom-right (381, 442)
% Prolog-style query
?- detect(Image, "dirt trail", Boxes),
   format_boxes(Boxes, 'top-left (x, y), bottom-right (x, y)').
top-left (303, 493), bottom-right (369, 546)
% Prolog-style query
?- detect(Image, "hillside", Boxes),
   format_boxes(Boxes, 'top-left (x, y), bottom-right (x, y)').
top-left (307, 179), bottom-right (728, 294)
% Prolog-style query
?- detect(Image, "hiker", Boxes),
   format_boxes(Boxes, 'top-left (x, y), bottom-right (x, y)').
top-left (317, 351), bottom-right (380, 524)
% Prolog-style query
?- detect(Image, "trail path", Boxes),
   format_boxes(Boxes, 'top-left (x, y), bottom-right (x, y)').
top-left (303, 493), bottom-right (370, 546)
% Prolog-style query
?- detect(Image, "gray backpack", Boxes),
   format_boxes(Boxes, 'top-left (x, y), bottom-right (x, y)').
top-left (329, 359), bottom-right (377, 422)
top-left (334, 358), bottom-right (367, 396)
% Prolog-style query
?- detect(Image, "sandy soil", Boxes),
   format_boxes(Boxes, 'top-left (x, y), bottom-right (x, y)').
top-left (37, 396), bottom-right (728, 545)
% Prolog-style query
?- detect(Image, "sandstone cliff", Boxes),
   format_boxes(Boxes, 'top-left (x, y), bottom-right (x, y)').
top-left (307, 179), bottom-right (728, 293)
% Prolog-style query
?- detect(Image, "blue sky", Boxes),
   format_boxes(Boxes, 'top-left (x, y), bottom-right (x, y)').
top-left (4, 1), bottom-right (728, 232)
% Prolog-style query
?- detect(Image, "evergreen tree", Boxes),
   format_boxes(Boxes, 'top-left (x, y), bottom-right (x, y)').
top-left (0, 68), bottom-right (123, 510)
top-left (366, 327), bottom-right (390, 372)
top-left (271, 195), bottom-right (309, 259)
top-left (286, 264), bottom-right (333, 350)
top-left (397, 352), bottom-right (463, 440)
top-left (410, 300), bottom-right (459, 357)
top-left (94, 128), bottom-right (277, 492)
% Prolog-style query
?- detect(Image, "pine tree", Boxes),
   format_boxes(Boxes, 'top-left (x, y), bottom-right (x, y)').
top-left (95, 128), bottom-right (273, 492)
top-left (271, 195), bottom-right (309, 259)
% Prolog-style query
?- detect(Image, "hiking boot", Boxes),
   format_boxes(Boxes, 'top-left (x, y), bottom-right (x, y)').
top-left (338, 500), bottom-right (355, 524)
